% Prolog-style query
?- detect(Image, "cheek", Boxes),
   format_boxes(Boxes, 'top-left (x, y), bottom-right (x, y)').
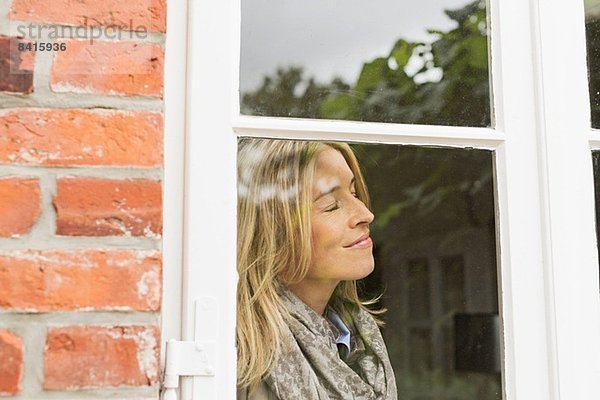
top-left (311, 218), bottom-right (341, 261)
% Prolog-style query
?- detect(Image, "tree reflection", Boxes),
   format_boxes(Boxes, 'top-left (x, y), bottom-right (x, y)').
top-left (241, 0), bottom-right (490, 127)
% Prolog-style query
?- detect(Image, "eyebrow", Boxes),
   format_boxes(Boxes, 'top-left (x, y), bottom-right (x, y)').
top-left (314, 177), bottom-right (356, 201)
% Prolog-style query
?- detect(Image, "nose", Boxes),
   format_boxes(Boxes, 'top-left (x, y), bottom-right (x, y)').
top-left (349, 196), bottom-right (374, 227)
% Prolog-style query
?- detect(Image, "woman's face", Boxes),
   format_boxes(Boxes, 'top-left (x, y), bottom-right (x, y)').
top-left (307, 148), bottom-right (375, 285)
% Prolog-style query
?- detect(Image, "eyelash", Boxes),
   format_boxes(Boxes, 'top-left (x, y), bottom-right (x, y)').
top-left (325, 201), bottom-right (340, 212)
top-left (324, 192), bottom-right (358, 212)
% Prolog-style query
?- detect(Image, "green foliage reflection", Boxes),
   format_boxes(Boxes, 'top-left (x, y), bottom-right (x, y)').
top-left (241, 0), bottom-right (490, 127)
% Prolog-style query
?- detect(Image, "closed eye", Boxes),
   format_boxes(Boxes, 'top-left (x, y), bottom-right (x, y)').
top-left (324, 201), bottom-right (340, 212)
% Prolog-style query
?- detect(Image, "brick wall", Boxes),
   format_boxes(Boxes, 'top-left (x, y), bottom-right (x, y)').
top-left (0, 1), bottom-right (166, 398)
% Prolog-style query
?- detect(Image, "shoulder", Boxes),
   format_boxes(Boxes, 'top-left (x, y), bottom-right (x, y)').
top-left (237, 381), bottom-right (278, 400)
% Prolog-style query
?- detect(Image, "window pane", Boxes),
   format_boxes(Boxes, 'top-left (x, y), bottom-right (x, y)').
top-left (585, 0), bottom-right (600, 127)
top-left (355, 143), bottom-right (502, 400)
top-left (236, 139), bottom-right (502, 399)
top-left (240, 0), bottom-right (492, 127)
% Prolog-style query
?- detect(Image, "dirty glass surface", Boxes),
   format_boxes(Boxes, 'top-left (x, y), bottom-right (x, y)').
top-left (237, 138), bottom-right (502, 400)
top-left (240, 0), bottom-right (492, 127)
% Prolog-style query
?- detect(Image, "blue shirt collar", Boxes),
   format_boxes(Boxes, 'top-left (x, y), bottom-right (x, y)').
top-left (326, 308), bottom-right (351, 353)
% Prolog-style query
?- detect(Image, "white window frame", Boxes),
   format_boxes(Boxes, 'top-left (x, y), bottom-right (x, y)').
top-left (161, 0), bottom-right (187, 373)
top-left (535, 1), bottom-right (600, 398)
top-left (161, 0), bottom-right (600, 399)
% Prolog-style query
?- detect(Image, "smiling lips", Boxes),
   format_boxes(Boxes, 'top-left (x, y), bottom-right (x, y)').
top-left (345, 234), bottom-right (372, 249)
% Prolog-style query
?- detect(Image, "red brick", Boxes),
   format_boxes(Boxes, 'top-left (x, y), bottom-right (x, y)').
top-left (0, 36), bottom-right (34, 94)
top-left (51, 41), bottom-right (163, 97)
top-left (11, 0), bottom-right (166, 33)
top-left (0, 109), bottom-right (163, 167)
top-left (0, 330), bottom-right (23, 395)
top-left (44, 325), bottom-right (159, 389)
top-left (0, 178), bottom-right (41, 237)
top-left (54, 178), bottom-right (162, 237)
top-left (0, 250), bottom-right (161, 312)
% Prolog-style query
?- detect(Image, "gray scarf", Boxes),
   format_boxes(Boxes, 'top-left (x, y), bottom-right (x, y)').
top-left (264, 289), bottom-right (397, 400)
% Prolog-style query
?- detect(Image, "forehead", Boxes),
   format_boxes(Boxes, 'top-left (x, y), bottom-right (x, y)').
top-left (312, 149), bottom-right (354, 192)
top-left (314, 148), bottom-right (351, 173)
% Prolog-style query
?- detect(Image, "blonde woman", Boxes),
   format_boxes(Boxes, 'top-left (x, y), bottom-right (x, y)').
top-left (237, 139), bottom-right (397, 400)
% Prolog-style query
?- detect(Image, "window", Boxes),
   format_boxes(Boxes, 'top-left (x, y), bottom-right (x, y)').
top-left (240, 0), bottom-right (492, 127)
top-left (585, 0), bottom-right (600, 128)
top-left (170, 0), bottom-right (600, 399)
top-left (236, 140), bottom-right (501, 399)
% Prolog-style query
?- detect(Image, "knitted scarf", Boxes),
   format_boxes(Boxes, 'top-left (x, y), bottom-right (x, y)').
top-left (264, 289), bottom-right (397, 400)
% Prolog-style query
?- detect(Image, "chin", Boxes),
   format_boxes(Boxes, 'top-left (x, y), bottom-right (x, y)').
top-left (350, 260), bottom-right (375, 280)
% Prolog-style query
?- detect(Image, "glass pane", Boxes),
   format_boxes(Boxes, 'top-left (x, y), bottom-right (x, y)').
top-left (236, 139), bottom-right (502, 399)
top-left (240, 0), bottom-right (492, 127)
top-left (356, 143), bottom-right (502, 400)
top-left (586, 0), bottom-right (600, 127)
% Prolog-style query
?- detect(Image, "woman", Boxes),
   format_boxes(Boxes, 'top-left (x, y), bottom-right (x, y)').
top-left (237, 139), bottom-right (397, 400)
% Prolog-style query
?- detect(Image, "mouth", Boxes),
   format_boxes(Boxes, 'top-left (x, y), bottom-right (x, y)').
top-left (345, 233), bottom-right (372, 249)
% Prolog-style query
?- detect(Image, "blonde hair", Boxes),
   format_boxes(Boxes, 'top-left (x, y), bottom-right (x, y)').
top-left (236, 138), bottom-right (382, 389)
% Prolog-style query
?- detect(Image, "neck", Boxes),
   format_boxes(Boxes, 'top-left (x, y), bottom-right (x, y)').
top-left (288, 279), bottom-right (339, 315)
